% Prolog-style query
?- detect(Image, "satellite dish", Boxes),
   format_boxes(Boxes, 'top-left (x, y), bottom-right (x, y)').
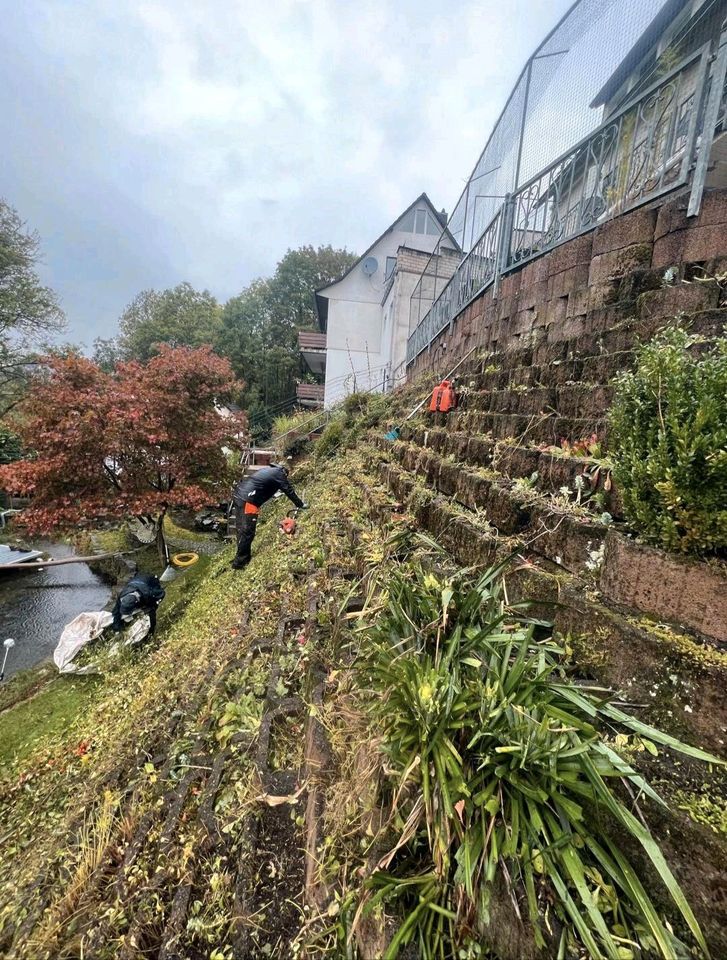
top-left (362, 256), bottom-right (378, 276)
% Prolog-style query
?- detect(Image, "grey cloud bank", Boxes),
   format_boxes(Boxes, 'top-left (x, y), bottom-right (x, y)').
top-left (0, 0), bottom-right (571, 347)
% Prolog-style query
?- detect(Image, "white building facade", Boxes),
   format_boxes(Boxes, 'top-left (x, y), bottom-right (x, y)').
top-left (312, 195), bottom-right (456, 408)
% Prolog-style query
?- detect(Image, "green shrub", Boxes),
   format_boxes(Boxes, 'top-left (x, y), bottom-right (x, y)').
top-left (355, 540), bottom-right (719, 959)
top-left (271, 409), bottom-right (323, 458)
top-left (315, 417), bottom-right (344, 457)
top-left (609, 326), bottom-right (727, 554)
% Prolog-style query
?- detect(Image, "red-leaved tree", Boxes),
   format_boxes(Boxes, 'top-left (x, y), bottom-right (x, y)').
top-left (0, 345), bottom-right (246, 540)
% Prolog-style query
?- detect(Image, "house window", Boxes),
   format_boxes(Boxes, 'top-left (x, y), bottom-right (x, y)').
top-left (385, 256), bottom-right (397, 280)
top-left (399, 207), bottom-right (444, 237)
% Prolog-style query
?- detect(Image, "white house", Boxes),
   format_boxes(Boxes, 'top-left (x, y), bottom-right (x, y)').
top-left (302, 194), bottom-right (458, 408)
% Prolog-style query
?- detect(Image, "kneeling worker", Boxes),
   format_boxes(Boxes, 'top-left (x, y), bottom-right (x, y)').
top-left (112, 572), bottom-right (166, 636)
top-left (231, 463), bottom-right (307, 570)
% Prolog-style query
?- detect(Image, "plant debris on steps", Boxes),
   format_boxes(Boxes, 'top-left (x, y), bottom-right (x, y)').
top-left (0, 380), bottom-right (725, 959)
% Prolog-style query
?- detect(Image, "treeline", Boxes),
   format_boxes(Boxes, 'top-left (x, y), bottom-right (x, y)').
top-left (0, 196), bottom-right (356, 449)
top-left (94, 244), bottom-right (356, 439)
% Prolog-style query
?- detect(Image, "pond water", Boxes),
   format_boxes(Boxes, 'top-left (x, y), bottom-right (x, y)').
top-left (0, 541), bottom-right (111, 680)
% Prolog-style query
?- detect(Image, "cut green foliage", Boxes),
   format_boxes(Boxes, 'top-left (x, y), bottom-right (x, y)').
top-left (355, 538), bottom-right (720, 958)
top-left (609, 326), bottom-right (727, 554)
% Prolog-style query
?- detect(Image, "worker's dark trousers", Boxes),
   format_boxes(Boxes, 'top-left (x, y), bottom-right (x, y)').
top-left (233, 506), bottom-right (258, 567)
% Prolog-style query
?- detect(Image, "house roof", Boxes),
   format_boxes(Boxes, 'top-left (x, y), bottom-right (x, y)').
top-left (590, 0), bottom-right (691, 109)
top-left (314, 193), bottom-right (459, 332)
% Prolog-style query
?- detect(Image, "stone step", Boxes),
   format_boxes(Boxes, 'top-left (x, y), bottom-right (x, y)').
top-left (437, 409), bottom-right (608, 446)
top-left (401, 427), bottom-right (621, 517)
top-left (357, 453), bottom-right (727, 755)
top-left (462, 350), bottom-right (635, 392)
top-left (459, 382), bottom-right (614, 419)
top-left (377, 452), bottom-right (610, 576)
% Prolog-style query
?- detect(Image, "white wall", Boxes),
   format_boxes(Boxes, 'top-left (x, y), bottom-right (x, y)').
top-left (322, 201), bottom-right (443, 407)
top-left (324, 298), bottom-right (385, 406)
top-left (382, 263), bottom-right (427, 385)
top-left (324, 347), bottom-right (386, 406)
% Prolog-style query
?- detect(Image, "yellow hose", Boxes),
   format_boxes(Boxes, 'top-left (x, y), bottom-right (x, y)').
top-left (172, 552), bottom-right (199, 568)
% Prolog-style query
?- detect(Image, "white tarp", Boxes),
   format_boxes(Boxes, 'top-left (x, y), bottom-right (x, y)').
top-left (54, 611), bottom-right (151, 674)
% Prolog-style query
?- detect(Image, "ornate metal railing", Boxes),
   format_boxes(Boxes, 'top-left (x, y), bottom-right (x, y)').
top-left (507, 44), bottom-right (709, 267)
top-left (406, 40), bottom-right (717, 366)
top-left (406, 210), bottom-right (501, 363)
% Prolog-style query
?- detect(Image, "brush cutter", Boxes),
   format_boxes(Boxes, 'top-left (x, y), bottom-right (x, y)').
top-left (384, 344), bottom-right (478, 441)
top-left (279, 509), bottom-right (299, 536)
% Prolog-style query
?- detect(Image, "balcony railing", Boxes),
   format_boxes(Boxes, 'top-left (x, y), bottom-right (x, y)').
top-left (296, 383), bottom-right (325, 406)
top-left (407, 209), bottom-right (502, 363)
top-left (407, 40), bottom-right (718, 366)
top-left (298, 330), bottom-right (327, 351)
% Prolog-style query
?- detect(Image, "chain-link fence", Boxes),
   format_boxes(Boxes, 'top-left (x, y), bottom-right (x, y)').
top-left (408, 0), bottom-right (727, 365)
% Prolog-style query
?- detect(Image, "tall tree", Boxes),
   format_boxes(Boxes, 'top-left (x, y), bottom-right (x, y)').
top-left (216, 245), bottom-right (356, 438)
top-left (115, 282), bottom-right (222, 362)
top-left (0, 345), bottom-right (245, 538)
top-left (0, 198), bottom-right (65, 415)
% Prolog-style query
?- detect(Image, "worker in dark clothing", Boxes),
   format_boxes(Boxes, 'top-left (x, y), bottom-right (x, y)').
top-left (231, 463), bottom-right (307, 569)
top-left (111, 572), bottom-right (166, 636)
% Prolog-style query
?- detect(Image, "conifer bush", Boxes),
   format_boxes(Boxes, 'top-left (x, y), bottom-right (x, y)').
top-left (609, 327), bottom-right (727, 554)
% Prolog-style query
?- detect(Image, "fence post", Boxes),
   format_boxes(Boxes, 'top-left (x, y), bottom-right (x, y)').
top-left (493, 194), bottom-right (514, 298)
top-left (688, 25), bottom-right (727, 217)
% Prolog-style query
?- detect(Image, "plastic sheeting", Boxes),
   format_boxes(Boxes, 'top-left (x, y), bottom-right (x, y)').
top-left (54, 611), bottom-right (151, 674)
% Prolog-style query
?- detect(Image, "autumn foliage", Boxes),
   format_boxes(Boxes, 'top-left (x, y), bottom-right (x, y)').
top-left (0, 345), bottom-right (245, 534)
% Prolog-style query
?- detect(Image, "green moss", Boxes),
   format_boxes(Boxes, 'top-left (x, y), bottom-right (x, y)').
top-left (0, 676), bottom-right (101, 766)
top-left (674, 788), bottom-right (727, 835)
top-left (628, 615), bottom-right (727, 672)
top-left (565, 628), bottom-right (612, 670)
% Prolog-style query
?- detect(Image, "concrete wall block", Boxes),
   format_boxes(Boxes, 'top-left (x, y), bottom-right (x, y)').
top-left (497, 295), bottom-right (514, 323)
top-left (499, 270), bottom-right (522, 299)
top-left (510, 309), bottom-right (539, 337)
top-left (656, 189), bottom-right (727, 242)
top-left (550, 314), bottom-right (587, 343)
top-left (600, 531), bottom-right (727, 644)
top-left (547, 233), bottom-right (594, 276)
top-left (544, 295), bottom-right (568, 329)
top-left (520, 256), bottom-right (549, 288)
top-left (516, 278), bottom-right (549, 312)
top-left (652, 229), bottom-right (686, 270)
top-left (589, 243), bottom-right (652, 287)
top-left (592, 206), bottom-right (657, 256)
top-left (548, 262), bottom-right (590, 300)
top-left (565, 286), bottom-right (590, 319)
top-left (588, 280), bottom-right (621, 311)
top-left (638, 283), bottom-right (720, 320)
top-left (654, 193), bottom-right (687, 240)
top-left (681, 223), bottom-right (727, 264)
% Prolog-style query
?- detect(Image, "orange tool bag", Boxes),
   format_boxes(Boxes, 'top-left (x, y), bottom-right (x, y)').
top-left (429, 379), bottom-right (458, 413)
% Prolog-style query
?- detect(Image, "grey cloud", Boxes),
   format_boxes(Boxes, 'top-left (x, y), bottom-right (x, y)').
top-left (0, 0), bottom-right (572, 348)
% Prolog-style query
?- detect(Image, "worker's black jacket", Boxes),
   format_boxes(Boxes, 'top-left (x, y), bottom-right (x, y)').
top-left (232, 465), bottom-right (304, 509)
top-left (112, 573), bottom-right (166, 634)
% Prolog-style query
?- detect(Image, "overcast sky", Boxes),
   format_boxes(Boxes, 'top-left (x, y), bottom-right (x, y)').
top-left (1, 0), bottom-right (573, 347)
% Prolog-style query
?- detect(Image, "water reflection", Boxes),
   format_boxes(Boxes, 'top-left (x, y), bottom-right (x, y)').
top-left (0, 541), bottom-right (111, 679)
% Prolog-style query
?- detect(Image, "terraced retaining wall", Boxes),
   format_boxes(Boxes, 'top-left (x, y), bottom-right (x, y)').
top-left (408, 188), bottom-right (727, 378)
